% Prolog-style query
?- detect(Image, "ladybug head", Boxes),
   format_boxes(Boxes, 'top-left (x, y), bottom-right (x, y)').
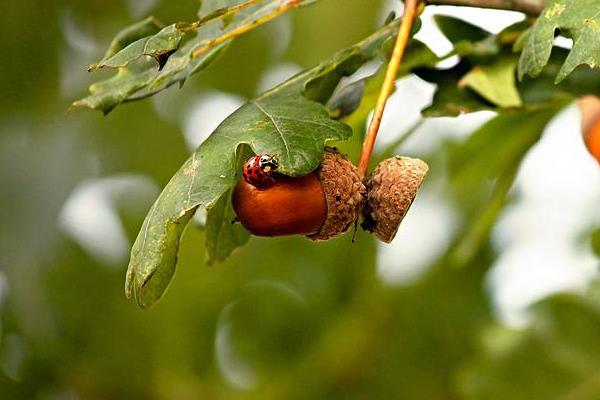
top-left (258, 155), bottom-right (278, 173)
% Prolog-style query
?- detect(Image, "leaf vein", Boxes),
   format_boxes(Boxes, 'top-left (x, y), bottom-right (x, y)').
top-left (252, 100), bottom-right (292, 161)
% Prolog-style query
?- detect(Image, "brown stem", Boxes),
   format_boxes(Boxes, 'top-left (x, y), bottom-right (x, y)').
top-left (356, 0), bottom-right (420, 180)
top-left (192, 0), bottom-right (302, 59)
top-left (424, 0), bottom-right (543, 15)
top-left (189, 0), bottom-right (264, 30)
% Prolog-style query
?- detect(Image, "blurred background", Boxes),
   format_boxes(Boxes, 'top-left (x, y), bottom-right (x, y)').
top-left (1, 0), bottom-right (600, 399)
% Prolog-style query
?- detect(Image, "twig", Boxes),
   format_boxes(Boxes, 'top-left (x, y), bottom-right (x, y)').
top-left (356, 0), bottom-right (421, 180)
top-left (192, 0), bottom-right (302, 59)
top-left (188, 0), bottom-right (264, 30)
top-left (424, 0), bottom-right (543, 15)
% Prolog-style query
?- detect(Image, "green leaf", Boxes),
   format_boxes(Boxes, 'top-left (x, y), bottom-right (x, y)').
top-left (73, 0), bottom-right (317, 114)
top-left (448, 105), bottom-right (565, 266)
top-left (418, 17), bottom-right (600, 117)
top-left (125, 22), bottom-right (398, 308)
top-left (90, 23), bottom-right (188, 71)
top-left (518, 47), bottom-right (600, 104)
top-left (518, 0), bottom-right (600, 83)
top-left (327, 39), bottom-right (439, 124)
top-left (419, 51), bottom-right (600, 118)
top-left (459, 56), bottom-right (522, 108)
top-left (450, 105), bottom-right (564, 194)
top-left (434, 15), bottom-right (502, 63)
top-left (205, 189), bottom-right (250, 263)
top-left (459, 285), bottom-right (600, 400)
top-left (434, 14), bottom-right (489, 43)
top-left (591, 228), bottom-right (600, 257)
top-left (102, 16), bottom-right (165, 60)
top-left (416, 18), bottom-right (529, 117)
top-left (416, 62), bottom-right (496, 117)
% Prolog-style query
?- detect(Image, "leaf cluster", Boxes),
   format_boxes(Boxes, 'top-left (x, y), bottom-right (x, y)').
top-left (72, 1), bottom-right (600, 308)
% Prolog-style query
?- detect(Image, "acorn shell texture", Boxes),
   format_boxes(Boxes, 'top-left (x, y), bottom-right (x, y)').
top-left (362, 156), bottom-right (428, 243)
top-left (232, 173), bottom-right (327, 237)
top-left (309, 147), bottom-right (366, 241)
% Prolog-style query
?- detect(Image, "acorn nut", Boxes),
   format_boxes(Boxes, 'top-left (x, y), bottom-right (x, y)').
top-left (361, 156), bottom-right (429, 243)
top-left (232, 147), bottom-right (366, 239)
top-left (578, 95), bottom-right (600, 163)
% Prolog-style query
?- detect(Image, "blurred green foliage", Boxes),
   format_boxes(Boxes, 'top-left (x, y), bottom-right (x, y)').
top-left (1, 1), bottom-right (599, 399)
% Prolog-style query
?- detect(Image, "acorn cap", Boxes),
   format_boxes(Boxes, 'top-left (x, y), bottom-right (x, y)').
top-left (362, 156), bottom-right (428, 243)
top-left (309, 147), bottom-right (366, 241)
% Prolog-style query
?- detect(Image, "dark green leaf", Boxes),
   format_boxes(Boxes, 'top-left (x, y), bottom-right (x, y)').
top-left (419, 17), bottom-right (600, 117)
top-left (102, 16), bottom-right (165, 60)
top-left (448, 105), bottom-right (565, 266)
top-left (416, 62), bottom-right (496, 117)
top-left (591, 228), bottom-right (600, 257)
top-left (90, 23), bottom-right (188, 70)
top-left (125, 22), bottom-right (398, 308)
top-left (205, 189), bottom-right (250, 263)
top-left (459, 56), bottom-right (522, 108)
top-left (434, 14), bottom-right (489, 43)
top-left (518, 0), bottom-right (600, 83)
top-left (327, 39), bottom-right (439, 122)
top-left (459, 285), bottom-right (600, 400)
top-left (450, 105), bottom-right (563, 192)
top-left (73, 0), bottom-right (317, 114)
top-left (434, 15), bottom-right (501, 63)
top-left (502, 19), bottom-right (534, 50)
top-left (417, 18), bottom-right (537, 117)
top-left (518, 47), bottom-right (600, 104)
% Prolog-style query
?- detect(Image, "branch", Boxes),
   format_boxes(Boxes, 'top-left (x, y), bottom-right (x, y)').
top-left (192, 0), bottom-right (302, 58)
top-left (356, 0), bottom-right (421, 179)
top-left (424, 0), bottom-right (544, 15)
top-left (188, 0), bottom-right (263, 30)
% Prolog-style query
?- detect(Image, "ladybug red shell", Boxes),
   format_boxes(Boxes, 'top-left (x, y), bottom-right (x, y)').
top-left (242, 155), bottom-right (279, 187)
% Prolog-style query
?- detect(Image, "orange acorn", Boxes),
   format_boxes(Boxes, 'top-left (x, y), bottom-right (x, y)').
top-left (232, 147), bottom-right (366, 239)
top-left (578, 95), bottom-right (600, 164)
top-left (586, 122), bottom-right (600, 163)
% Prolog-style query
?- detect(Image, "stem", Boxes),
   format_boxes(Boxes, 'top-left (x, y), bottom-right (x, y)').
top-left (188, 0), bottom-right (264, 30)
top-left (423, 0), bottom-right (543, 15)
top-left (192, 0), bottom-right (302, 59)
top-left (356, 0), bottom-right (420, 180)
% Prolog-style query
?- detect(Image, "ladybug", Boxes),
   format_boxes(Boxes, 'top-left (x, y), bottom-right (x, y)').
top-left (242, 154), bottom-right (279, 187)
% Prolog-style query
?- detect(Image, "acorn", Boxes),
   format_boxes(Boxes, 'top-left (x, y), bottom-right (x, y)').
top-left (232, 147), bottom-right (366, 239)
top-left (578, 95), bottom-right (600, 163)
top-left (361, 156), bottom-right (428, 243)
